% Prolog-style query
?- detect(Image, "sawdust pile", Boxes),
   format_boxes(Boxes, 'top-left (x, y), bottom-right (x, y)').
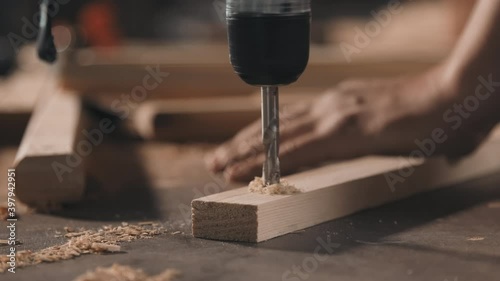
top-left (73, 264), bottom-right (181, 281)
top-left (466, 236), bottom-right (485, 241)
top-left (248, 177), bottom-right (301, 195)
top-left (0, 223), bottom-right (165, 273)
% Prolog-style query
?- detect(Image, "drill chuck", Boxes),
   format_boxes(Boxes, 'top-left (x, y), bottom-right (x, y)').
top-left (226, 0), bottom-right (311, 87)
top-left (227, 0), bottom-right (310, 16)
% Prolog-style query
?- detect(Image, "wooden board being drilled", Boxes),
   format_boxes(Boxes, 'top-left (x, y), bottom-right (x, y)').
top-left (192, 129), bottom-right (500, 242)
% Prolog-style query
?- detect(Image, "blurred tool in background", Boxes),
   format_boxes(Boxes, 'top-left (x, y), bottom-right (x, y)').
top-left (79, 0), bottom-right (121, 47)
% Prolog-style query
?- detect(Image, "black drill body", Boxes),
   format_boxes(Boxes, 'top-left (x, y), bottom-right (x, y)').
top-left (227, 12), bottom-right (310, 86)
top-left (226, 1), bottom-right (311, 185)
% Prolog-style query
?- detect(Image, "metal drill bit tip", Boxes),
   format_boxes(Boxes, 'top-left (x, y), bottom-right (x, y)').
top-left (261, 86), bottom-right (281, 185)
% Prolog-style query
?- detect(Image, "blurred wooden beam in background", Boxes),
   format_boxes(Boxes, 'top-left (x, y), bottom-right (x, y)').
top-left (61, 43), bottom-right (441, 101)
top-left (0, 47), bottom-right (56, 145)
top-left (14, 90), bottom-right (88, 209)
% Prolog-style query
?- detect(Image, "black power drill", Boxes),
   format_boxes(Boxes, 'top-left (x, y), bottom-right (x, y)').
top-left (226, 0), bottom-right (311, 185)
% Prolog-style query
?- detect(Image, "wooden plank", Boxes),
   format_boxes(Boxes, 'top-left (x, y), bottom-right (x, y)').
top-left (324, 1), bottom-right (454, 56)
top-left (0, 47), bottom-right (56, 145)
top-left (0, 147), bottom-right (31, 215)
top-left (13, 89), bottom-right (87, 209)
top-left (82, 88), bottom-right (321, 142)
top-left (127, 89), bottom-right (321, 141)
top-left (61, 44), bottom-right (438, 99)
top-left (192, 129), bottom-right (500, 242)
top-left (129, 96), bottom-right (261, 141)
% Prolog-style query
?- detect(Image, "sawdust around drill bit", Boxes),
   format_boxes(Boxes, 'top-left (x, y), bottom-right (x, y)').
top-left (248, 177), bottom-right (301, 195)
top-left (73, 264), bottom-right (181, 281)
top-left (0, 223), bottom-right (165, 273)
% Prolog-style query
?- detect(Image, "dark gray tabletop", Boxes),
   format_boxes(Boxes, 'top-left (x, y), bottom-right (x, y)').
top-left (1, 141), bottom-right (500, 281)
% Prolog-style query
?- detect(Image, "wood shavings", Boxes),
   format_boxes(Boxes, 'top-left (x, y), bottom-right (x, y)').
top-left (90, 243), bottom-right (121, 252)
top-left (0, 223), bottom-right (165, 273)
top-left (0, 239), bottom-right (20, 246)
top-left (248, 177), bottom-right (301, 195)
top-left (65, 231), bottom-right (93, 238)
top-left (466, 236), bottom-right (485, 241)
top-left (64, 226), bottom-right (75, 233)
top-left (72, 264), bottom-right (181, 281)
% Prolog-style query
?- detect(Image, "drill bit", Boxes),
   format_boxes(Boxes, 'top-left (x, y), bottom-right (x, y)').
top-left (261, 86), bottom-right (281, 185)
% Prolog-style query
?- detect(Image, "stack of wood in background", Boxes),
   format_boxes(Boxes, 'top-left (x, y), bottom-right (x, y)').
top-left (60, 43), bottom-right (440, 142)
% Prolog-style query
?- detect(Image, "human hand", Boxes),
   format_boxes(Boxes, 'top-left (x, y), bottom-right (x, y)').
top-left (207, 67), bottom-right (497, 181)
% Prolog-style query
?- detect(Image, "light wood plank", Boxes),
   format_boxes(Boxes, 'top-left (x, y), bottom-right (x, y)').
top-left (127, 89), bottom-right (321, 141)
top-left (192, 129), bottom-right (500, 242)
top-left (0, 47), bottom-right (57, 144)
top-left (61, 44), bottom-right (438, 99)
top-left (13, 89), bottom-right (87, 209)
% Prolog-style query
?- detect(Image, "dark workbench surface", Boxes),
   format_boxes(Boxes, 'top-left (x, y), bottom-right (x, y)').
top-left (1, 141), bottom-right (500, 281)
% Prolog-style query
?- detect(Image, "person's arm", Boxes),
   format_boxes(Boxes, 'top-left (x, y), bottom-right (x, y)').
top-left (208, 0), bottom-right (500, 181)
top-left (444, 0), bottom-right (500, 105)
